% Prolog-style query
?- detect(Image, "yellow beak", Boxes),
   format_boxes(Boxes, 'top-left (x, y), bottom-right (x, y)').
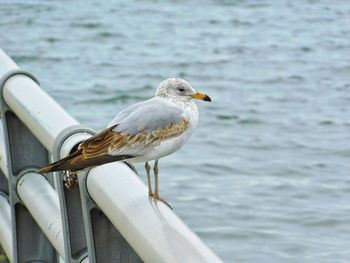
top-left (191, 92), bottom-right (212, 102)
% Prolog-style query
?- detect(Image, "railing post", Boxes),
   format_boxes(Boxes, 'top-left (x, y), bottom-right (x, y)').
top-left (0, 70), bottom-right (59, 262)
top-left (53, 126), bottom-right (94, 263)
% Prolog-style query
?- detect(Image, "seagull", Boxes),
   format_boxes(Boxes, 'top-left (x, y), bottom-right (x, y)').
top-left (38, 78), bottom-right (211, 208)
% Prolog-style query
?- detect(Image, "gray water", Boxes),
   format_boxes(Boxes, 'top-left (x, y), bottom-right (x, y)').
top-left (1, 1), bottom-right (350, 262)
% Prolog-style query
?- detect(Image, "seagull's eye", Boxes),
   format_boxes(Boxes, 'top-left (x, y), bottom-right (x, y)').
top-left (178, 88), bottom-right (185, 92)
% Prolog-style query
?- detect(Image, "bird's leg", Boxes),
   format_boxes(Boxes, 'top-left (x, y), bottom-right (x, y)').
top-left (152, 160), bottom-right (172, 209)
top-left (154, 160), bottom-right (159, 197)
top-left (145, 162), bottom-right (153, 196)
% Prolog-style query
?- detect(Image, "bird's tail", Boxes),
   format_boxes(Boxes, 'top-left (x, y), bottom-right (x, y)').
top-left (37, 150), bottom-right (84, 173)
top-left (37, 150), bottom-right (134, 174)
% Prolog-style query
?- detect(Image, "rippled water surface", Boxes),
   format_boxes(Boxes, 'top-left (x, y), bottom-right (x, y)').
top-left (1, 1), bottom-right (350, 262)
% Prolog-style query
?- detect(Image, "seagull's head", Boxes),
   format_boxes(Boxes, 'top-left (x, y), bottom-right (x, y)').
top-left (156, 78), bottom-right (211, 102)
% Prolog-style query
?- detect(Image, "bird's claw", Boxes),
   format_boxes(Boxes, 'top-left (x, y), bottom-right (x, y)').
top-left (149, 192), bottom-right (173, 209)
top-left (63, 171), bottom-right (78, 190)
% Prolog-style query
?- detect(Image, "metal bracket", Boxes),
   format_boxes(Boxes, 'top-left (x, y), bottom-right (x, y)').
top-left (0, 69), bottom-right (40, 95)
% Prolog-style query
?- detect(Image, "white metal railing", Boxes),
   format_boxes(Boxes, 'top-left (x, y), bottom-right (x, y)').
top-left (0, 122), bottom-right (67, 262)
top-left (17, 172), bottom-right (65, 256)
top-left (0, 49), bottom-right (223, 263)
top-left (0, 124), bottom-right (8, 177)
top-left (0, 123), bottom-right (12, 262)
top-left (0, 194), bottom-right (12, 263)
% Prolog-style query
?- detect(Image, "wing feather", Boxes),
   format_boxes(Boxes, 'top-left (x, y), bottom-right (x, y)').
top-left (76, 97), bottom-right (189, 159)
top-left (38, 97), bottom-right (190, 173)
top-left (77, 119), bottom-right (189, 159)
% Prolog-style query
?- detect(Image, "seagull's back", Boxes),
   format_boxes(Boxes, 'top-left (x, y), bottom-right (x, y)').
top-left (107, 96), bottom-right (198, 163)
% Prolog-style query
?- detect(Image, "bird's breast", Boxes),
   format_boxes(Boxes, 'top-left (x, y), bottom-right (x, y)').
top-left (140, 129), bottom-right (193, 162)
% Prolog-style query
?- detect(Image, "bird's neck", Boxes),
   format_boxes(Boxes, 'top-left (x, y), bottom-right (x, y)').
top-left (156, 96), bottom-right (198, 128)
top-left (157, 95), bottom-right (193, 109)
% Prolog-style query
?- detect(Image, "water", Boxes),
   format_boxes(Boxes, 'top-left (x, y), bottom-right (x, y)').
top-left (1, 1), bottom-right (350, 262)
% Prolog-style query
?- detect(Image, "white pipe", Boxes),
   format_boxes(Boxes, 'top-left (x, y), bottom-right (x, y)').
top-left (59, 132), bottom-right (93, 159)
top-left (0, 125), bottom-right (12, 261)
top-left (0, 124), bottom-right (8, 178)
top-left (0, 192), bottom-right (66, 263)
top-left (17, 173), bottom-right (65, 258)
top-left (87, 163), bottom-right (223, 263)
top-left (0, 50), bottom-right (79, 153)
top-left (0, 50), bottom-right (18, 77)
top-left (0, 195), bottom-right (12, 262)
top-left (2, 76), bottom-right (78, 153)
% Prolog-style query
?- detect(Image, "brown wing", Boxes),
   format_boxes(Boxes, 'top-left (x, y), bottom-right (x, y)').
top-left (78, 124), bottom-right (120, 158)
top-left (37, 125), bottom-right (133, 173)
top-left (37, 119), bottom-right (189, 173)
top-left (108, 118), bottom-right (189, 155)
top-left (80, 118), bottom-right (189, 157)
